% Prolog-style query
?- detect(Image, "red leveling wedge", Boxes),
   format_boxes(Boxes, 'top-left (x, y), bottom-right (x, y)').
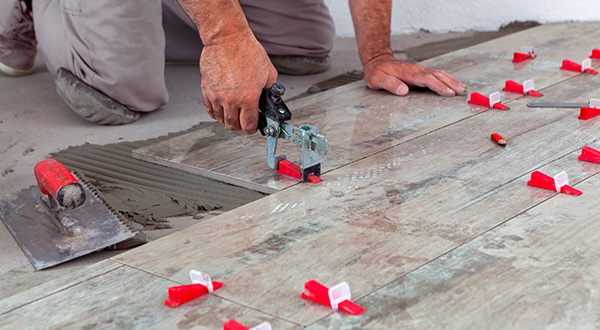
top-left (468, 92), bottom-right (509, 110)
top-left (165, 282), bottom-right (223, 307)
top-left (579, 99), bottom-right (600, 120)
top-left (301, 280), bottom-right (365, 315)
top-left (165, 270), bottom-right (223, 307)
top-left (277, 160), bottom-right (322, 183)
top-left (513, 45), bottom-right (536, 63)
top-left (579, 146), bottom-right (600, 164)
top-left (527, 171), bottom-right (582, 196)
top-left (560, 59), bottom-right (598, 74)
top-left (224, 320), bottom-right (250, 330)
top-left (579, 107), bottom-right (600, 120)
top-left (223, 320), bottom-right (271, 330)
top-left (503, 79), bottom-right (543, 97)
top-left (513, 52), bottom-right (536, 62)
top-left (590, 49), bottom-right (600, 59)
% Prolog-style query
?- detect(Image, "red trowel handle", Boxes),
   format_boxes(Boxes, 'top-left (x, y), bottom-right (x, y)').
top-left (34, 159), bottom-right (85, 209)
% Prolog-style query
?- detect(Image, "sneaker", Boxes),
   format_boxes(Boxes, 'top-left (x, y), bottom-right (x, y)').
top-left (269, 55), bottom-right (331, 75)
top-left (55, 69), bottom-right (142, 125)
top-left (0, 0), bottom-right (36, 76)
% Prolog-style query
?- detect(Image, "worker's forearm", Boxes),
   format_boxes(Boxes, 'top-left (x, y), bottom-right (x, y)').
top-left (348, 0), bottom-right (393, 65)
top-left (177, 0), bottom-right (254, 45)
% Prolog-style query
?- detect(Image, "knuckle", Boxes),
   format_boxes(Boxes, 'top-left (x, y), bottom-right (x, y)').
top-left (242, 120), bottom-right (257, 134)
top-left (240, 113), bottom-right (257, 127)
top-left (365, 80), bottom-right (378, 90)
top-left (224, 117), bottom-right (239, 130)
top-left (365, 72), bottom-right (384, 87)
top-left (433, 70), bottom-right (446, 78)
top-left (241, 94), bottom-right (257, 107)
top-left (224, 116), bottom-right (235, 125)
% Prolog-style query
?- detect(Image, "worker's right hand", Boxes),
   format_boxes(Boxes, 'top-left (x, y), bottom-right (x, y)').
top-left (200, 35), bottom-right (278, 134)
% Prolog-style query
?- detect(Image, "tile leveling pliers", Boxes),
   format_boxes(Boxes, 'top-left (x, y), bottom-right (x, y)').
top-left (258, 83), bottom-right (328, 182)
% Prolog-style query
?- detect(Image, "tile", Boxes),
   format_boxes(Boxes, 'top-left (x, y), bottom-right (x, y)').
top-left (308, 172), bottom-right (600, 329)
top-left (0, 264), bottom-right (298, 329)
top-left (6, 23), bottom-right (598, 327)
top-left (0, 260), bottom-right (121, 315)
top-left (464, 22), bottom-right (600, 59)
top-left (117, 74), bottom-right (600, 325)
top-left (133, 23), bottom-right (600, 193)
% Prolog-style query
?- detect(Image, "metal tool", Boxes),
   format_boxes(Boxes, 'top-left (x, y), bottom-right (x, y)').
top-left (257, 83), bottom-right (328, 182)
top-left (0, 159), bottom-right (135, 270)
top-left (526, 102), bottom-right (589, 108)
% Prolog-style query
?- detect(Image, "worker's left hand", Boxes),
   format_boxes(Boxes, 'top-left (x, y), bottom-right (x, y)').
top-left (362, 54), bottom-right (466, 97)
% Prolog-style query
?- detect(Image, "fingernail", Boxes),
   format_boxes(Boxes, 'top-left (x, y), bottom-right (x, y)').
top-left (396, 85), bottom-right (408, 95)
top-left (446, 88), bottom-right (456, 96)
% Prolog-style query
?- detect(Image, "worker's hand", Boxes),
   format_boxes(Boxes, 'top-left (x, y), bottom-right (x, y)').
top-left (200, 35), bottom-right (278, 134)
top-left (363, 54), bottom-right (466, 97)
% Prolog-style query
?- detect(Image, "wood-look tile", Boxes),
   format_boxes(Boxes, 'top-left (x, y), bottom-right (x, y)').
top-left (0, 260), bottom-right (121, 315)
top-left (133, 22), bottom-right (600, 193)
top-left (423, 22), bottom-right (600, 71)
top-left (464, 22), bottom-right (600, 58)
top-left (5, 23), bottom-right (597, 327)
top-left (116, 72), bottom-right (600, 325)
top-left (307, 172), bottom-right (600, 329)
top-left (0, 264), bottom-right (298, 329)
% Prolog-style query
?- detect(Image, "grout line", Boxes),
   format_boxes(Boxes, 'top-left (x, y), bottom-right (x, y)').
top-left (303, 74), bottom-right (589, 327)
top-left (310, 72), bottom-right (582, 183)
top-left (0, 263), bottom-right (125, 316)
top-left (110, 259), bottom-right (304, 327)
top-left (347, 148), bottom-right (600, 311)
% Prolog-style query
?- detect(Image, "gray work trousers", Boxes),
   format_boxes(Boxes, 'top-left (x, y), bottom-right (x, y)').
top-left (26, 0), bottom-right (335, 112)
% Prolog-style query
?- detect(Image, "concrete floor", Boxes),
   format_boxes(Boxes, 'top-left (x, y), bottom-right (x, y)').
top-left (0, 31), bottom-right (499, 300)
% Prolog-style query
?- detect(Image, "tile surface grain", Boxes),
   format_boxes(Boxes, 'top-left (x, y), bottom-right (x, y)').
top-left (2, 22), bottom-right (600, 329)
top-left (0, 264), bottom-right (299, 330)
top-left (116, 73), bottom-right (600, 325)
top-left (133, 22), bottom-right (599, 193)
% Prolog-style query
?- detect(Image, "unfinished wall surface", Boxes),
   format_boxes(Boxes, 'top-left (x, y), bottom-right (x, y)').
top-left (327, 0), bottom-right (600, 36)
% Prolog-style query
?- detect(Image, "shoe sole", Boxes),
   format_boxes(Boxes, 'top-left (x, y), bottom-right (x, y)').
top-left (55, 69), bottom-right (141, 125)
top-left (0, 60), bottom-right (34, 76)
top-left (270, 55), bottom-right (331, 75)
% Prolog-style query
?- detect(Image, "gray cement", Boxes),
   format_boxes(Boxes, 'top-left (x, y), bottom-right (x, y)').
top-left (0, 31), bottom-right (526, 300)
top-left (49, 127), bottom-right (265, 231)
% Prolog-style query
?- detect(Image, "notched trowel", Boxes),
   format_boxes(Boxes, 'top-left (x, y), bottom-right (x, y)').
top-left (0, 159), bottom-right (135, 270)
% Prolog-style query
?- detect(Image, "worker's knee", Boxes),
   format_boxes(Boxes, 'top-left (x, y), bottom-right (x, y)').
top-left (92, 69), bottom-right (169, 112)
top-left (33, 0), bottom-right (167, 111)
top-left (240, 0), bottom-right (335, 57)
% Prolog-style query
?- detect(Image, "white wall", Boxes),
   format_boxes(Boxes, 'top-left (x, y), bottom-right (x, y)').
top-left (326, 0), bottom-right (600, 36)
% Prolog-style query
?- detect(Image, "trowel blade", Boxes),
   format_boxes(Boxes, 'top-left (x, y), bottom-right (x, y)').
top-left (0, 183), bottom-right (134, 270)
